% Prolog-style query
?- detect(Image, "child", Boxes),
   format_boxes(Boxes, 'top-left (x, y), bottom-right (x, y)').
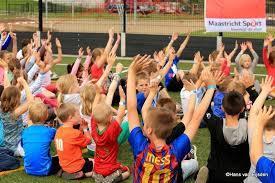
top-left (263, 35), bottom-right (275, 87)
top-left (91, 86), bottom-right (130, 182)
top-left (22, 100), bottom-right (60, 176)
top-left (235, 41), bottom-right (259, 75)
top-left (127, 55), bottom-right (217, 182)
top-left (203, 91), bottom-right (251, 183)
top-left (250, 106), bottom-right (275, 183)
top-left (0, 77), bottom-right (33, 156)
top-left (55, 103), bottom-right (93, 179)
top-left (245, 76), bottom-right (275, 183)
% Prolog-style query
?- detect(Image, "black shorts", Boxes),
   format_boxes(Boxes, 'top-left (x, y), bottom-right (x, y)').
top-left (82, 158), bottom-right (93, 173)
top-left (49, 156), bottom-right (61, 175)
top-left (167, 76), bottom-right (183, 92)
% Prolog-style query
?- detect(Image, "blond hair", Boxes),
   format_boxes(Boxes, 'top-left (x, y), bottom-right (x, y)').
top-left (227, 80), bottom-right (246, 95)
top-left (239, 54), bottom-right (251, 67)
top-left (56, 74), bottom-right (78, 104)
top-left (56, 103), bottom-right (77, 122)
top-left (93, 102), bottom-right (113, 125)
top-left (29, 100), bottom-right (48, 123)
top-left (80, 84), bottom-right (96, 116)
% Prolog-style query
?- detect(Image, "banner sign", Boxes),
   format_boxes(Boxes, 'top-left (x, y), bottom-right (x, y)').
top-left (205, 0), bottom-right (266, 32)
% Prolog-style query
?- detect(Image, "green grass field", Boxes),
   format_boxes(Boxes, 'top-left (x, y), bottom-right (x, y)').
top-left (0, 57), bottom-right (274, 183)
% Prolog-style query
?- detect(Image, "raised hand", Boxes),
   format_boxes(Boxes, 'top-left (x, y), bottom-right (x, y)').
top-left (107, 52), bottom-right (116, 65)
top-left (129, 55), bottom-right (151, 74)
top-left (171, 32), bottom-right (179, 41)
top-left (194, 51), bottom-right (203, 64)
top-left (246, 41), bottom-right (253, 50)
top-left (240, 70), bottom-right (255, 88)
top-left (213, 71), bottom-right (224, 85)
top-left (86, 46), bottom-right (91, 56)
top-left (182, 79), bottom-right (196, 91)
top-left (55, 38), bottom-right (62, 48)
top-left (201, 68), bottom-right (216, 86)
top-left (234, 40), bottom-right (238, 50)
top-left (78, 47), bottom-right (84, 58)
top-left (240, 42), bottom-right (247, 52)
top-left (10, 32), bottom-right (16, 40)
top-left (256, 106), bottom-right (275, 127)
top-left (116, 33), bottom-right (121, 42)
top-left (0, 59), bottom-right (8, 69)
top-left (261, 76), bottom-right (275, 94)
top-left (108, 27), bottom-right (115, 38)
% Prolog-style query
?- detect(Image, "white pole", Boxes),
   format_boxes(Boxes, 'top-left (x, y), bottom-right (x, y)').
top-left (121, 32), bottom-right (126, 57)
top-left (45, 0), bottom-right (48, 21)
top-left (72, 2), bottom-right (74, 18)
top-left (216, 32), bottom-right (223, 50)
top-left (134, 0), bottom-right (137, 23)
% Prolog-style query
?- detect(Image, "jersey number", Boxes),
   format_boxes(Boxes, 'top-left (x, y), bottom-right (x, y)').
top-left (55, 138), bottom-right (63, 151)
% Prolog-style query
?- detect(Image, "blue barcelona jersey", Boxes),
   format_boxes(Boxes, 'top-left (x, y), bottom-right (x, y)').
top-left (129, 127), bottom-right (191, 183)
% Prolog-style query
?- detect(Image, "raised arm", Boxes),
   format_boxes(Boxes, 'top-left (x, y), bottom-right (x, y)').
top-left (14, 77), bottom-right (34, 118)
top-left (165, 32), bottom-right (178, 55)
top-left (251, 106), bottom-right (275, 166)
top-left (10, 32), bottom-right (17, 58)
top-left (228, 40), bottom-right (238, 59)
top-left (96, 52), bottom-right (116, 88)
top-left (248, 76), bottom-right (274, 130)
top-left (176, 33), bottom-right (190, 58)
top-left (184, 69), bottom-right (219, 141)
top-left (115, 86), bottom-right (126, 124)
top-left (96, 28), bottom-right (115, 68)
top-left (105, 63), bottom-right (123, 105)
top-left (43, 38), bottom-right (62, 73)
top-left (127, 55), bottom-right (151, 131)
top-left (71, 47), bottom-right (83, 76)
top-left (247, 41), bottom-right (259, 71)
top-left (189, 51), bottom-right (203, 75)
top-left (0, 59), bottom-right (10, 88)
top-left (141, 81), bottom-right (159, 122)
top-left (235, 42), bottom-right (247, 67)
top-left (110, 33), bottom-right (121, 54)
top-left (181, 80), bottom-right (196, 127)
top-left (159, 51), bottom-right (175, 78)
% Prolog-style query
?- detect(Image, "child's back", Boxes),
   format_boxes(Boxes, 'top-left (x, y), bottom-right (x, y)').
top-left (22, 125), bottom-right (56, 175)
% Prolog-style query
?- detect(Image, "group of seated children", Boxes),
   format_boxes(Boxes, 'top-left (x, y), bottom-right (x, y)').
top-left (0, 24), bottom-right (274, 183)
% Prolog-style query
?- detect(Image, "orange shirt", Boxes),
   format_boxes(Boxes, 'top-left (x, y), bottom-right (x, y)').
top-left (54, 126), bottom-right (91, 173)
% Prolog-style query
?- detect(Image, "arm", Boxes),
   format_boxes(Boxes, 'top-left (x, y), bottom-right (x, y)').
top-left (228, 40), bottom-right (238, 59)
top-left (184, 69), bottom-right (216, 141)
top-left (14, 78), bottom-right (34, 118)
top-left (181, 80), bottom-right (196, 127)
top-left (110, 33), bottom-right (120, 54)
top-left (115, 86), bottom-right (126, 124)
top-left (246, 41), bottom-right (259, 71)
top-left (165, 32), bottom-right (178, 55)
top-left (43, 38), bottom-right (62, 73)
top-left (250, 106), bottom-right (275, 166)
top-left (71, 47), bottom-right (83, 75)
top-left (127, 55), bottom-right (151, 131)
top-left (189, 51), bottom-right (203, 75)
top-left (248, 76), bottom-right (274, 130)
top-left (235, 50), bottom-right (244, 67)
top-left (96, 52), bottom-right (116, 88)
top-left (96, 28), bottom-right (114, 68)
top-left (159, 52), bottom-right (174, 78)
top-left (176, 33), bottom-right (190, 58)
top-left (10, 32), bottom-right (17, 58)
top-left (141, 85), bottom-right (158, 122)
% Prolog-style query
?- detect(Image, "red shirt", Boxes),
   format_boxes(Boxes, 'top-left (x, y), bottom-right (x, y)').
top-left (90, 64), bottom-right (103, 82)
top-left (263, 47), bottom-right (275, 86)
top-left (91, 118), bottom-right (122, 176)
top-left (55, 126), bottom-right (91, 173)
top-left (221, 59), bottom-right (230, 77)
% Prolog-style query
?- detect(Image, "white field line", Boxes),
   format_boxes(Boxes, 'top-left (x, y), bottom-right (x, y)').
top-left (57, 54), bottom-right (266, 67)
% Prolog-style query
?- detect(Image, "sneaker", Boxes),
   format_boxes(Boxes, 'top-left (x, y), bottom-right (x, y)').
top-left (51, 72), bottom-right (59, 80)
top-left (187, 145), bottom-right (197, 160)
top-left (195, 166), bottom-right (209, 183)
top-left (61, 171), bottom-right (84, 180)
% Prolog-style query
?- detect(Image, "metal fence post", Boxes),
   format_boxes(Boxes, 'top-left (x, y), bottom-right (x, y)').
top-left (121, 0), bottom-right (127, 57)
